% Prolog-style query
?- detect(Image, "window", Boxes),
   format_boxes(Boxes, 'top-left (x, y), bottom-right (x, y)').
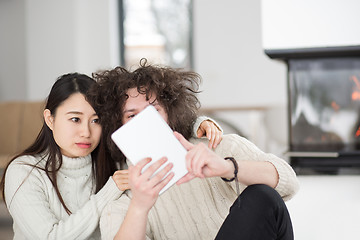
top-left (120, 0), bottom-right (193, 69)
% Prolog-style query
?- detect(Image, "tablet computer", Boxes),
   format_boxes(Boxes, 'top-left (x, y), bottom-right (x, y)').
top-left (111, 105), bottom-right (188, 194)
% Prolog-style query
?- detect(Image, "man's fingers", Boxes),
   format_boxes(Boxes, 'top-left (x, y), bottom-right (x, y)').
top-left (154, 172), bottom-right (174, 193)
top-left (174, 131), bottom-right (193, 150)
top-left (133, 157), bottom-right (152, 175)
top-left (141, 157), bottom-right (167, 180)
top-left (149, 162), bottom-right (173, 186)
top-left (176, 173), bottom-right (196, 185)
top-left (191, 145), bottom-right (207, 178)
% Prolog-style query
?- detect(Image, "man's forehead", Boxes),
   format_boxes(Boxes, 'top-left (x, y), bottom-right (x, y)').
top-left (126, 88), bottom-right (156, 101)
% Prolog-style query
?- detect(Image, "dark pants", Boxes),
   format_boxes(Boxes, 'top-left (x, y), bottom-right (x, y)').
top-left (215, 184), bottom-right (294, 240)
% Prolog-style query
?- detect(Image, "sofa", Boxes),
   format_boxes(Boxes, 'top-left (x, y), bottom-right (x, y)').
top-left (0, 101), bottom-right (44, 171)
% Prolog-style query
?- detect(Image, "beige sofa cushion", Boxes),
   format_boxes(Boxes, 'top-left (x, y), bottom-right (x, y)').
top-left (0, 101), bottom-right (44, 169)
top-left (18, 102), bottom-right (44, 150)
top-left (0, 102), bottom-right (23, 155)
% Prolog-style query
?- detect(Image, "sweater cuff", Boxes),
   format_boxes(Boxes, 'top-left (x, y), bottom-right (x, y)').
top-left (266, 156), bottom-right (300, 201)
top-left (94, 176), bottom-right (123, 210)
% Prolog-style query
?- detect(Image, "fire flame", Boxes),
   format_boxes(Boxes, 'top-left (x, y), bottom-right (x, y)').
top-left (356, 127), bottom-right (360, 137)
top-left (350, 76), bottom-right (360, 137)
top-left (331, 101), bottom-right (339, 111)
top-left (351, 76), bottom-right (360, 101)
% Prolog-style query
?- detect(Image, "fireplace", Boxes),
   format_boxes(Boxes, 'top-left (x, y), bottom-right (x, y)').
top-left (265, 49), bottom-right (360, 173)
top-left (284, 57), bottom-right (360, 172)
top-left (261, 0), bottom-right (360, 173)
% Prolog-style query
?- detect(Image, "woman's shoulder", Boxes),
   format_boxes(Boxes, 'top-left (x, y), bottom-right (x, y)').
top-left (7, 154), bottom-right (46, 172)
top-left (11, 154), bottom-right (43, 164)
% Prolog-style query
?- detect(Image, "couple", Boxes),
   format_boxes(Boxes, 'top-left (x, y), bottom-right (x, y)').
top-left (3, 59), bottom-right (299, 239)
top-left (89, 59), bottom-right (299, 240)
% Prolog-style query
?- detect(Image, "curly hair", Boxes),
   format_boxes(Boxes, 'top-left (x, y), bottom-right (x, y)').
top-left (86, 59), bottom-right (202, 177)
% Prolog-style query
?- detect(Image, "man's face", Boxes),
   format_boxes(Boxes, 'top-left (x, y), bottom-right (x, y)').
top-left (122, 88), bottom-right (168, 124)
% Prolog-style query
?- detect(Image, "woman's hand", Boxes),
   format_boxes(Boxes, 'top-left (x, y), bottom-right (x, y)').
top-left (175, 132), bottom-right (234, 185)
top-left (197, 120), bottom-right (222, 149)
top-left (112, 170), bottom-right (130, 191)
top-left (129, 157), bottom-right (174, 212)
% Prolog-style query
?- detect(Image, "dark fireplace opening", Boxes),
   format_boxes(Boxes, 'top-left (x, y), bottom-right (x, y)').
top-left (287, 57), bottom-right (360, 174)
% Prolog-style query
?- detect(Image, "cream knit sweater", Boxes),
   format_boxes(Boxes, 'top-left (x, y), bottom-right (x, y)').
top-left (100, 134), bottom-right (300, 240)
top-left (4, 154), bottom-right (122, 240)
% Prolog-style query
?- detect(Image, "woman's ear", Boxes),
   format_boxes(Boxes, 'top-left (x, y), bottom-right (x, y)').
top-left (44, 109), bottom-right (54, 130)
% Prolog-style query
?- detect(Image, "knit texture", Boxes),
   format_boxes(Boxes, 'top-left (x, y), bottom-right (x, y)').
top-left (100, 134), bottom-right (299, 240)
top-left (4, 154), bottom-right (122, 240)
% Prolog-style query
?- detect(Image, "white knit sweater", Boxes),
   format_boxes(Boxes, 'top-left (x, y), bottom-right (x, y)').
top-left (4, 154), bottom-right (122, 240)
top-left (100, 134), bottom-right (300, 240)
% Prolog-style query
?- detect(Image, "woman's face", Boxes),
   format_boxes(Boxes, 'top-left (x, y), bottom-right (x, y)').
top-left (122, 88), bottom-right (168, 124)
top-left (44, 93), bottom-right (102, 158)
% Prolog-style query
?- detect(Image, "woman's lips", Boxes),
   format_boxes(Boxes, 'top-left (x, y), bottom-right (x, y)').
top-left (76, 143), bottom-right (91, 148)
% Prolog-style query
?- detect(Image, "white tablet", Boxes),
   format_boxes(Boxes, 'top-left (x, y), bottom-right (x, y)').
top-left (111, 105), bottom-right (188, 194)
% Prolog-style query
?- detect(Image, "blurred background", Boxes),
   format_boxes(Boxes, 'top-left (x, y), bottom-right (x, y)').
top-left (1, 0), bottom-right (360, 239)
top-left (0, 0), bottom-right (287, 155)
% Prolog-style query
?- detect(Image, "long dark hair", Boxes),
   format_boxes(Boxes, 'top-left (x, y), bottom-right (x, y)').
top-left (87, 59), bottom-right (201, 189)
top-left (0, 73), bottom-right (99, 214)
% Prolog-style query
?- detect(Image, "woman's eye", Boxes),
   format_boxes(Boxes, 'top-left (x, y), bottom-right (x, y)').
top-left (128, 114), bottom-right (136, 119)
top-left (91, 118), bottom-right (100, 124)
top-left (71, 117), bottom-right (80, 123)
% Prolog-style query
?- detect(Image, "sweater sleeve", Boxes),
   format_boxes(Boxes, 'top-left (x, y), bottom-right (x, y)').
top-left (4, 157), bottom-right (122, 240)
top-left (100, 194), bottom-right (153, 240)
top-left (193, 116), bottom-right (223, 137)
top-left (218, 134), bottom-right (300, 201)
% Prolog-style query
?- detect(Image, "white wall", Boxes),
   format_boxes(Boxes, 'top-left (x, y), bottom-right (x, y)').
top-left (262, 0), bottom-right (360, 50)
top-left (194, 0), bottom-right (286, 108)
top-left (0, 0), bottom-right (27, 101)
top-left (0, 0), bottom-right (119, 101)
top-left (0, 0), bottom-right (286, 104)
top-left (26, 0), bottom-right (77, 100)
